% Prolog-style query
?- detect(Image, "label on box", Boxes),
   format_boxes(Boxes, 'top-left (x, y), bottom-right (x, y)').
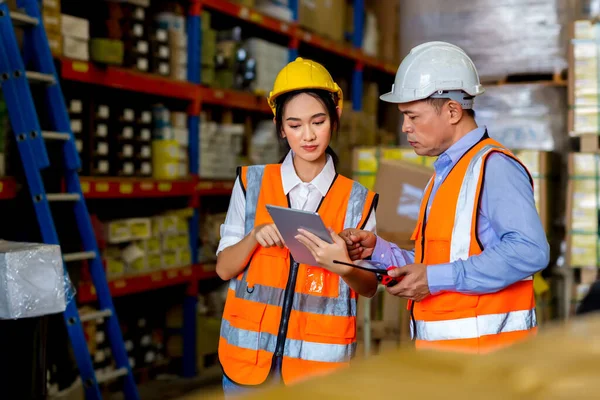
top-left (172, 112), bottom-right (187, 129)
top-left (96, 124), bottom-right (108, 137)
top-left (109, 221), bottom-right (130, 243)
top-left (98, 160), bottom-right (109, 173)
top-left (140, 128), bottom-right (151, 141)
top-left (123, 144), bottom-right (134, 157)
top-left (61, 14), bottom-right (90, 40)
top-left (76, 139), bottom-right (83, 152)
top-left (156, 29), bottom-right (168, 42)
top-left (159, 63), bottom-right (170, 75)
top-left (141, 111), bottom-right (152, 124)
top-left (137, 58), bottom-right (149, 71)
top-left (123, 109), bottom-right (135, 122)
top-left (98, 105), bottom-right (110, 119)
top-left (159, 45), bottom-right (170, 58)
top-left (71, 119), bottom-right (82, 133)
top-left (97, 142), bottom-right (109, 155)
top-left (70, 99), bottom-right (83, 114)
top-left (141, 145), bottom-right (151, 158)
top-left (141, 162), bottom-right (152, 175)
top-left (122, 162), bottom-right (134, 175)
top-left (133, 24), bottom-right (144, 38)
top-left (134, 7), bottom-right (145, 21)
top-left (122, 126), bottom-right (134, 139)
top-left (63, 36), bottom-right (89, 61)
top-left (137, 40), bottom-right (149, 54)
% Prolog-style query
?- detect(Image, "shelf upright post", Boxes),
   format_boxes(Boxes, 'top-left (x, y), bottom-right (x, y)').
top-left (289, 0), bottom-right (299, 61)
top-left (183, 0), bottom-right (202, 379)
top-left (352, 0), bottom-right (364, 112)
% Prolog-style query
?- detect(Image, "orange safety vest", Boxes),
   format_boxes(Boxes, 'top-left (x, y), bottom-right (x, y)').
top-left (219, 164), bottom-right (378, 386)
top-left (409, 135), bottom-right (538, 354)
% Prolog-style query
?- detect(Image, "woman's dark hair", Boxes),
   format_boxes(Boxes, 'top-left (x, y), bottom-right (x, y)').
top-left (274, 89), bottom-right (340, 166)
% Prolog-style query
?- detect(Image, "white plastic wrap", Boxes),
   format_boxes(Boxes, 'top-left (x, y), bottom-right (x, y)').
top-left (474, 83), bottom-right (567, 151)
top-left (0, 240), bottom-right (70, 319)
top-left (399, 0), bottom-right (572, 80)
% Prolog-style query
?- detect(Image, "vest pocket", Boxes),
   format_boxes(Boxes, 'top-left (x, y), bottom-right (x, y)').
top-left (305, 314), bottom-right (355, 340)
top-left (299, 266), bottom-right (340, 298)
top-left (246, 246), bottom-right (289, 289)
top-left (227, 298), bottom-right (268, 364)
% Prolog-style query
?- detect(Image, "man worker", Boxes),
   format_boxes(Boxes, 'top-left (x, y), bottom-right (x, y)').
top-left (341, 41), bottom-right (550, 353)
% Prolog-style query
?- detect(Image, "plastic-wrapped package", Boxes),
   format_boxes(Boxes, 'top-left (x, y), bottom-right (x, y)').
top-left (0, 240), bottom-right (71, 319)
top-left (399, 0), bottom-right (572, 80)
top-left (474, 83), bottom-right (567, 151)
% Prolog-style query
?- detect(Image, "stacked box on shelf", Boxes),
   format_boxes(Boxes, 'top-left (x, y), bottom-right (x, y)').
top-left (201, 12), bottom-right (217, 86)
top-left (570, 20), bottom-right (600, 136)
top-left (513, 150), bottom-right (555, 234)
top-left (298, 0), bottom-right (346, 43)
top-left (152, 104), bottom-right (188, 179)
top-left (566, 153), bottom-right (600, 269)
top-left (42, 0), bottom-right (62, 57)
top-left (171, 111), bottom-right (189, 177)
top-left (80, 308), bottom-right (165, 377)
top-left (115, 2), bottom-right (151, 73)
top-left (198, 116), bottom-right (244, 180)
top-left (61, 14), bottom-right (90, 61)
top-left (65, 95), bottom-right (87, 172)
top-left (254, 0), bottom-right (293, 21)
top-left (351, 147), bottom-right (434, 191)
top-left (91, 103), bottom-right (112, 176)
top-left (214, 28), bottom-right (245, 90)
top-left (136, 108), bottom-right (153, 177)
top-left (114, 107), bottom-right (137, 177)
top-left (152, 211), bottom-right (192, 270)
top-left (353, 147), bottom-right (553, 233)
top-left (149, 27), bottom-right (171, 77)
top-left (155, 10), bottom-right (188, 81)
top-left (246, 38), bottom-right (288, 95)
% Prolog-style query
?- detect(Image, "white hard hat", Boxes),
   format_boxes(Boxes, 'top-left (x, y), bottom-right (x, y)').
top-left (380, 41), bottom-right (485, 109)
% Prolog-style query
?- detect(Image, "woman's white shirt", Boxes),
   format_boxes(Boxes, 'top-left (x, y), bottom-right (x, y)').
top-left (216, 151), bottom-right (377, 255)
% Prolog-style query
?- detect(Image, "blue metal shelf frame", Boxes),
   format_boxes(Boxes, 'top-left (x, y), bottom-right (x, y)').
top-left (184, 0), bottom-right (202, 379)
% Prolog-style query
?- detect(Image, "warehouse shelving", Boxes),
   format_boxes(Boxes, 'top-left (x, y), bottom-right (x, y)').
top-left (77, 264), bottom-right (218, 303)
top-left (1, 0), bottom-right (396, 382)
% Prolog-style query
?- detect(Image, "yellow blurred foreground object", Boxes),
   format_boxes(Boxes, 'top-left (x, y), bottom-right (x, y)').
top-left (204, 315), bottom-right (600, 400)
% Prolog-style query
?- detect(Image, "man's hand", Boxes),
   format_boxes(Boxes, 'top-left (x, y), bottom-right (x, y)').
top-left (339, 229), bottom-right (377, 261)
top-left (386, 263), bottom-right (430, 302)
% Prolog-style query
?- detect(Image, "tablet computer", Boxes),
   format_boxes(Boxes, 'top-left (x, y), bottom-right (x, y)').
top-left (266, 204), bottom-right (333, 266)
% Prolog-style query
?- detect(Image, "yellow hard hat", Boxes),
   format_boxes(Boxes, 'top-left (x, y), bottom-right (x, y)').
top-left (267, 57), bottom-right (343, 116)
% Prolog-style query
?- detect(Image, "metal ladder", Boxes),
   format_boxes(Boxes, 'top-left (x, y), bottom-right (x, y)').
top-left (0, 1), bottom-right (139, 398)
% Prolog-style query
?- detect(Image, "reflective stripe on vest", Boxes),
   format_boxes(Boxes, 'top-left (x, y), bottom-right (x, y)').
top-left (221, 319), bottom-right (356, 363)
top-left (228, 279), bottom-right (354, 317)
top-left (448, 145), bottom-right (533, 283)
top-left (415, 309), bottom-right (537, 341)
top-left (224, 165), bottom-right (371, 365)
top-left (244, 165), bottom-right (266, 235)
top-left (414, 142), bottom-right (537, 344)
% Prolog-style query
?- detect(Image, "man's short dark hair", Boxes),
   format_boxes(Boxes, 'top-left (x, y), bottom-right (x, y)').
top-left (425, 97), bottom-right (476, 119)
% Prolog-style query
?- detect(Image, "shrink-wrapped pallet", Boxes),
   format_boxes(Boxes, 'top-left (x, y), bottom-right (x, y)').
top-left (475, 83), bottom-right (567, 151)
top-left (399, 0), bottom-right (572, 80)
top-left (0, 240), bottom-right (68, 319)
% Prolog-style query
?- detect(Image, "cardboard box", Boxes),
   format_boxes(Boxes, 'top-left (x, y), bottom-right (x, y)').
top-left (42, 8), bottom-right (61, 34)
top-left (63, 36), bottom-right (89, 61)
top-left (299, 0), bottom-right (345, 42)
top-left (61, 14), bottom-right (90, 40)
top-left (566, 153), bottom-right (600, 267)
top-left (47, 31), bottom-right (63, 57)
top-left (373, 160), bottom-right (433, 244)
